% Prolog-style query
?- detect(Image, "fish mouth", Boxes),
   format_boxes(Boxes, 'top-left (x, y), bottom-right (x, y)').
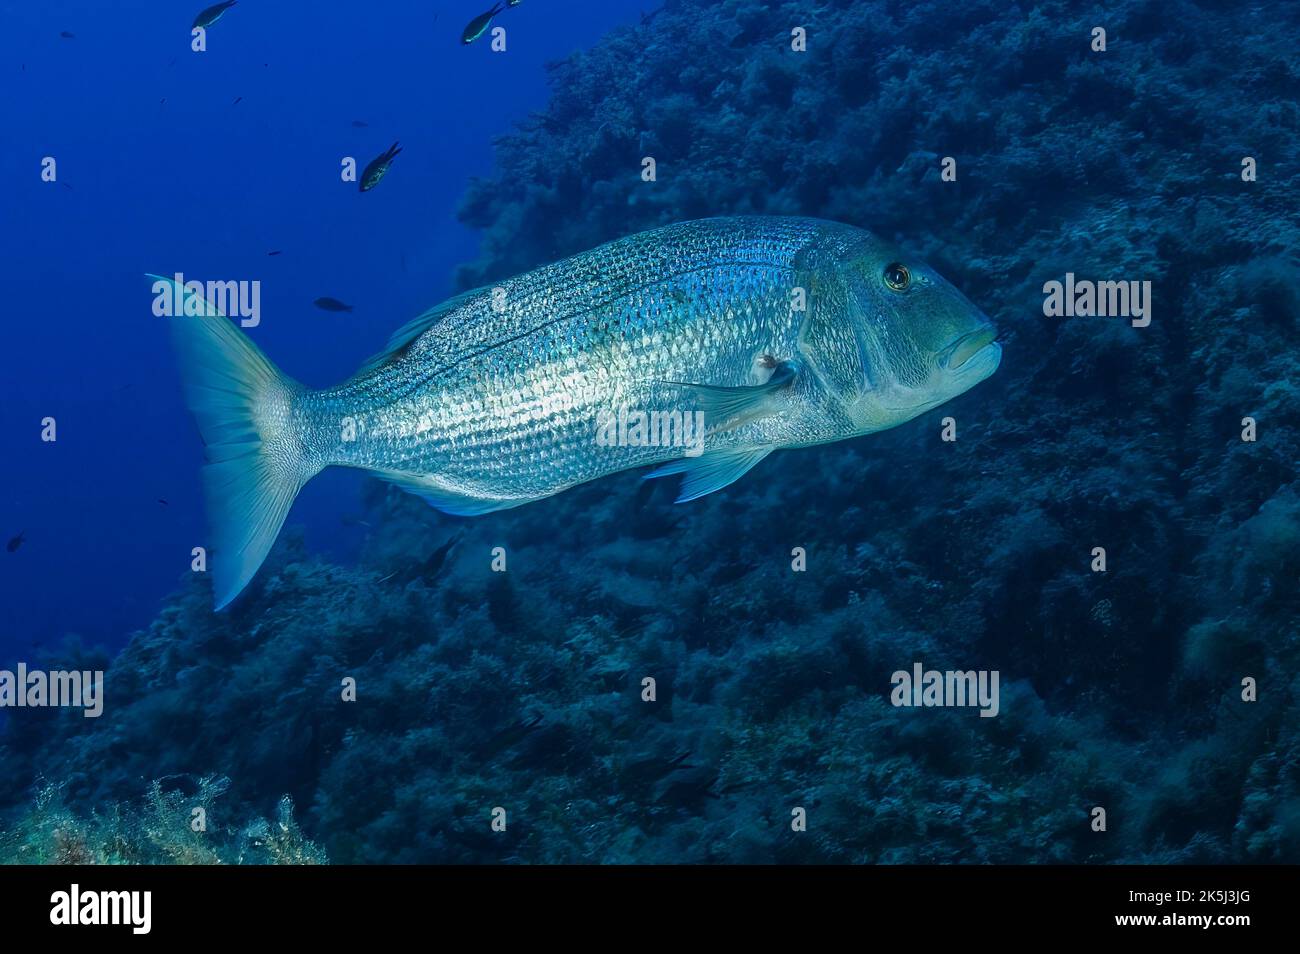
top-left (941, 326), bottom-right (999, 372)
top-left (873, 329), bottom-right (1002, 413)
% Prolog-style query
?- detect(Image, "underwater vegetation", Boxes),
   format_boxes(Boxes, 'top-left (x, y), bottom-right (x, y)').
top-left (0, 776), bottom-right (324, 865)
top-left (3, 0), bottom-right (1299, 863)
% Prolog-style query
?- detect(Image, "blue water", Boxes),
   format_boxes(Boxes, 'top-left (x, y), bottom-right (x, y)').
top-left (1, 0), bottom-right (1298, 865)
top-left (0, 0), bottom-right (646, 655)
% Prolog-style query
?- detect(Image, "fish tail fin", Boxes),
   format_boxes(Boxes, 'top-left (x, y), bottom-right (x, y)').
top-left (153, 274), bottom-right (320, 610)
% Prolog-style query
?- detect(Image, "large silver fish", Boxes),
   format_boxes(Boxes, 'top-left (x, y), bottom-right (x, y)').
top-left (159, 216), bottom-right (1001, 608)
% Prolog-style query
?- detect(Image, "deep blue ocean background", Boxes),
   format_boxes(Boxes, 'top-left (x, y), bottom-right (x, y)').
top-left (0, 0), bottom-right (645, 654)
top-left (1, 0), bottom-right (1298, 863)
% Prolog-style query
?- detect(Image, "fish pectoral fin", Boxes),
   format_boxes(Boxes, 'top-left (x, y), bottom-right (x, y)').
top-left (661, 361), bottom-right (796, 434)
top-left (374, 471), bottom-right (526, 517)
top-left (644, 446), bottom-right (773, 503)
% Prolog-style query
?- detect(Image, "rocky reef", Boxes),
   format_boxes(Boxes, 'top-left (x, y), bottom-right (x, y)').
top-left (2, 0), bottom-right (1298, 863)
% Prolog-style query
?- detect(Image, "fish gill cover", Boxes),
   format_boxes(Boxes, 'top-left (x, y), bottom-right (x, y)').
top-left (1, 0), bottom-right (1298, 864)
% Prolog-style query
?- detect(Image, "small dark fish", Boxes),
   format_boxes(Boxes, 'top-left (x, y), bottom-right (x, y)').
top-left (482, 715), bottom-right (543, 760)
top-left (61, 182), bottom-right (74, 191)
top-left (420, 532), bottom-right (464, 578)
top-left (657, 768), bottom-right (721, 809)
top-left (717, 778), bottom-right (759, 796)
top-left (710, 559), bottom-right (758, 586)
top-left (313, 297), bottom-right (354, 313)
top-left (633, 478), bottom-right (658, 509)
top-left (622, 752), bottom-right (692, 789)
top-left (351, 120), bottom-right (368, 128)
top-left (157, 498), bottom-right (169, 507)
top-left (232, 96), bottom-right (242, 106)
top-left (192, 1), bottom-right (237, 30)
top-left (359, 141), bottom-right (401, 192)
top-left (7, 531), bottom-right (25, 553)
top-left (628, 507), bottom-right (685, 540)
top-left (160, 98), bottom-right (166, 107)
top-left (462, 3), bottom-right (504, 45)
top-left (267, 250), bottom-right (282, 256)
top-left (60, 31), bottom-right (75, 39)
top-left (507, 0), bottom-right (522, 6)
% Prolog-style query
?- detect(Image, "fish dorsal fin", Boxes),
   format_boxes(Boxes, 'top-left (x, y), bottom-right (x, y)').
top-left (354, 286), bottom-right (486, 376)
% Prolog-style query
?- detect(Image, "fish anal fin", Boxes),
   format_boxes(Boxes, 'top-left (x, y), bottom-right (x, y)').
top-left (376, 471), bottom-right (526, 516)
top-left (644, 447), bottom-right (772, 503)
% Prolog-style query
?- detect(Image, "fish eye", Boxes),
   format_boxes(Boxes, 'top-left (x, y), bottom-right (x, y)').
top-left (883, 263), bottom-right (911, 291)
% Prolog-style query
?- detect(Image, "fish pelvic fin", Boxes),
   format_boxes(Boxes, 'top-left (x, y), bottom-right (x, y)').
top-left (153, 274), bottom-right (319, 610)
top-left (644, 446), bottom-right (773, 503)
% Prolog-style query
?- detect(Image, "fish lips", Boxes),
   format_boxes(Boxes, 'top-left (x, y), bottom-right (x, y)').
top-left (950, 337), bottom-right (1002, 384)
top-left (941, 326), bottom-right (1000, 373)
